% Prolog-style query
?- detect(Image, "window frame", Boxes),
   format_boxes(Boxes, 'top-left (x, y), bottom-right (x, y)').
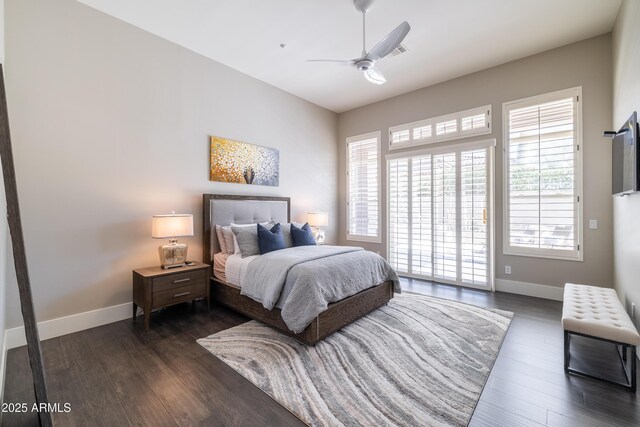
top-left (502, 87), bottom-right (583, 261)
top-left (388, 105), bottom-right (492, 150)
top-left (346, 131), bottom-right (382, 243)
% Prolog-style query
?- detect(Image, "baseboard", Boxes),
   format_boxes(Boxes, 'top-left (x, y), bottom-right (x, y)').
top-left (5, 302), bottom-right (132, 350)
top-left (495, 279), bottom-right (564, 301)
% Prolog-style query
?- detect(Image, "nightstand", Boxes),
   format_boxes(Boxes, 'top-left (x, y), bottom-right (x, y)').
top-left (132, 262), bottom-right (210, 331)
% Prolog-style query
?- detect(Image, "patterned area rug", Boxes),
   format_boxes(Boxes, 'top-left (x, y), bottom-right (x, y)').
top-left (198, 293), bottom-right (513, 427)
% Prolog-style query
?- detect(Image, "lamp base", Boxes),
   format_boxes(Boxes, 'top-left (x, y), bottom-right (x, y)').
top-left (312, 228), bottom-right (326, 245)
top-left (159, 241), bottom-right (188, 269)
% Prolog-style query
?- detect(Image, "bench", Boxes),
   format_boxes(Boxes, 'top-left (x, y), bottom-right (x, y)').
top-left (562, 283), bottom-right (640, 392)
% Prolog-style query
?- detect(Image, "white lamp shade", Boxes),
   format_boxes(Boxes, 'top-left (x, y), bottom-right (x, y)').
top-left (152, 214), bottom-right (194, 238)
top-left (307, 212), bottom-right (329, 227)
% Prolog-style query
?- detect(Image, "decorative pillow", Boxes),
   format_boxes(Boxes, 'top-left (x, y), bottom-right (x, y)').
top-left (257, 223), bottom-right (285, 255)
top-left (215, 225), bottom-right (227, 254)
top-left (290, 222), bottom-right (317, 247)
top-left (228, 222), bottom-right (272, 255)
top-left (221, 226), bottom-right (236, 255)
top-left (231, 222), bottom-right (274, 258)
top-left (233, 233), bottom-right (240, 254)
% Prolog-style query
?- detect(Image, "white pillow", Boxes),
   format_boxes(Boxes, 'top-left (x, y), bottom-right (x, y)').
top-left (220, 226), bottom-right (236, 255)
top-left (215, 225), bottom-right (227, 254)
top-left (234, 235), bottom-right (240, 254)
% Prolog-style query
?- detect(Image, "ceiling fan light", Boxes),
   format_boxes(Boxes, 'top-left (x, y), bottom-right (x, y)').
top-left (364, 67), bottom-right (386, 85)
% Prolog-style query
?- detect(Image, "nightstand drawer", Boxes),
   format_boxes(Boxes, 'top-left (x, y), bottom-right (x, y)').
top-left (152, 269), bottom-right (207, 292)
top-left (153, 283), bottom-right (206, 307)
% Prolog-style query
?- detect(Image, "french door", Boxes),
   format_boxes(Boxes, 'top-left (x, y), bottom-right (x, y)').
top-left (388, 141), bottom-right (494, 289)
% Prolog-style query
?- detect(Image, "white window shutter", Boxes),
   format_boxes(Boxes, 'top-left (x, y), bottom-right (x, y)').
top-left (435, 119), bottom-right (457, 137)
top-left (389, 158), bottom-right (409, 272)
top-left (389, 105), bottom-right (491, 150)
top-left (461, 113), bottom-right (486, 131)
top-left (347, 133), bottom-right (380, 242)
top-left (461, 149), bottom-right (488, 286)
top-left (387, 142), bottom-right (493, 288)
top-left (411, 156), bottom-right (433, 277)
top-left (432, 152), bottom-right (457, 281)
top-left (504, 88), bottom-right (581, 260)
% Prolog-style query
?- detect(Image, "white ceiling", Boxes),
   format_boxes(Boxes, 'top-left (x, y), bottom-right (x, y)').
top-left (78, 0), bottom-right (621, 113)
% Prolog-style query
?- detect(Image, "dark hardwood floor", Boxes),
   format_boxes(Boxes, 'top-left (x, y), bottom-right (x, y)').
top-left (3, 279), bottom-right (639, 426)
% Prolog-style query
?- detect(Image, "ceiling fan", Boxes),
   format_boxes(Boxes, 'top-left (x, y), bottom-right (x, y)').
top-left (309, 0), bottom-right (410, 85)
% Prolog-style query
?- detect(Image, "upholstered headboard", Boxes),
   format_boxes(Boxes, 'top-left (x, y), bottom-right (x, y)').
top-left (203, 194), bottom-right (290, 263)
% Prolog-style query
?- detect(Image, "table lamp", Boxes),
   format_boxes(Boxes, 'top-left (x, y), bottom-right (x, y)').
top-left (307, 212), bottom-right (328, 244)
top-left (152, 212), bottom-right (194, 269)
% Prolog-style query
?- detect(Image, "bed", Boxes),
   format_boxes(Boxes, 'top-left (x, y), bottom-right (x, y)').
top-left (203, 194), bottom-right (399, 345)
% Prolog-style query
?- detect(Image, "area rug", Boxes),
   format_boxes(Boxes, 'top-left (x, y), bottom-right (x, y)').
top-left (197, 293), bottom-right (513, 427)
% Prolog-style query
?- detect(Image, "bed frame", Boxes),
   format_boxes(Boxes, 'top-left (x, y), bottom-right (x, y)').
top-left (203, 194), bottom-right (394, 345)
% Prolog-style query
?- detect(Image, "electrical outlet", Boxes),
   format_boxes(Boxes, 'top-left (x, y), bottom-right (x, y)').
top-left (589, 220), bottom-right (598, 229)
top-left (505, 265), bottom-right (512, 275)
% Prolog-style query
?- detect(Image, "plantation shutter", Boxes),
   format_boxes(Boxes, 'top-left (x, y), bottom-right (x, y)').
top-left (347, 133), bottom-right (380, 242)
top-left (461, 112), bottom-right (487, 132)
top-left (387, 141), bottom-right (493, 289)
top-left (461, 149), bottom-right (488, 286)
top-left (389, 158), bottom-right (409, 272)
top-left (505, 88), bottom-right (581, 260)
top-left (411, 156), bottom-right (433, 277)
top-left (389, 105), bottom-right (491, 150)
top-left (432, 153), bottom-right (457, 281)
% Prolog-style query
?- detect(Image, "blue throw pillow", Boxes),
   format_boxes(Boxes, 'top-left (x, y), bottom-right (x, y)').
top-left (257, 223), bottom-right (286, 255)
top-left (290, 222), bottom-right (317, 247)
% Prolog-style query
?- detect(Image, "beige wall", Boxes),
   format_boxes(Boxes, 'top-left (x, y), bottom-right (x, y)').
top-left (338, 35), bottom-right (613, 289)
top-left (4, 0), bottom-right (338, 328)
top-left (612, 0), bottom-right (640, 318)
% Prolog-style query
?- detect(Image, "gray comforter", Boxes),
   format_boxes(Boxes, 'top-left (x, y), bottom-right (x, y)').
top-left (241, 245), bottom-right (401, 333)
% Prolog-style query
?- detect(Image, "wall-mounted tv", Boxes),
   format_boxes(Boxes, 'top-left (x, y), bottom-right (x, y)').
top-left (612, 111), bottom-right (639, 196)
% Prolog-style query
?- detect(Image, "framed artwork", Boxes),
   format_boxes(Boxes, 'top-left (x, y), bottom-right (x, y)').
top-left (209, 136), bottom-right (279, 186)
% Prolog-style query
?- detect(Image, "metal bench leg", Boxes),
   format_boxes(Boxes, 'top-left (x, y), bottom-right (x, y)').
top-left (565, 330), bottom-right (636, 392)
top-left (631, 346), bottom-right (637, 393)
top-left (564, 330), bottom-right (570, 373)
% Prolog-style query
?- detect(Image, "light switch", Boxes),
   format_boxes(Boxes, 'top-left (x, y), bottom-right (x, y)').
top-left (589, 220), bottom-right (598, 229)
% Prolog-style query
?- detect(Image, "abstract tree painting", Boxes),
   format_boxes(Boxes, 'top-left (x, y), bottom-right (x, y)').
top-left (210, 136), bottom-right (279, 187)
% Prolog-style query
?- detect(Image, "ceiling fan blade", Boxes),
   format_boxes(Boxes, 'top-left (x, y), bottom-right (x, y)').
top-left (307, 59), bottom-right (357, 66)
top-left (363, 67), bottom-right (386, 85)
top-left (365, 21), bottom-right (410, 61)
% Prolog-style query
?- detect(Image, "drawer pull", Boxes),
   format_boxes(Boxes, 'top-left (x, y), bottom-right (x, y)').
top-left (173, 278), bottom-right (191, 284)
top-left (173, 291), bottom-right (191, 298)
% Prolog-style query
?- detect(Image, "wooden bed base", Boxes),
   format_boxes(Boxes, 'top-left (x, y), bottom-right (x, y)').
top-left (211, 278), bottom-right (394, 345)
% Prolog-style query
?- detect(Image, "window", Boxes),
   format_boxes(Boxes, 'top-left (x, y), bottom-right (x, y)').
top-left (388, 139), bottom-right (494, 289)
top-left (436, 119), bottom-right (457, 136)
top-left (462, 113), bottom-right (487, 131)
top-left (503, 87), bottom-right (582, 261)
top-left (347, 132), bottom-right (381, 242)
top-left (389, 105), bottom-right (491, 150)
